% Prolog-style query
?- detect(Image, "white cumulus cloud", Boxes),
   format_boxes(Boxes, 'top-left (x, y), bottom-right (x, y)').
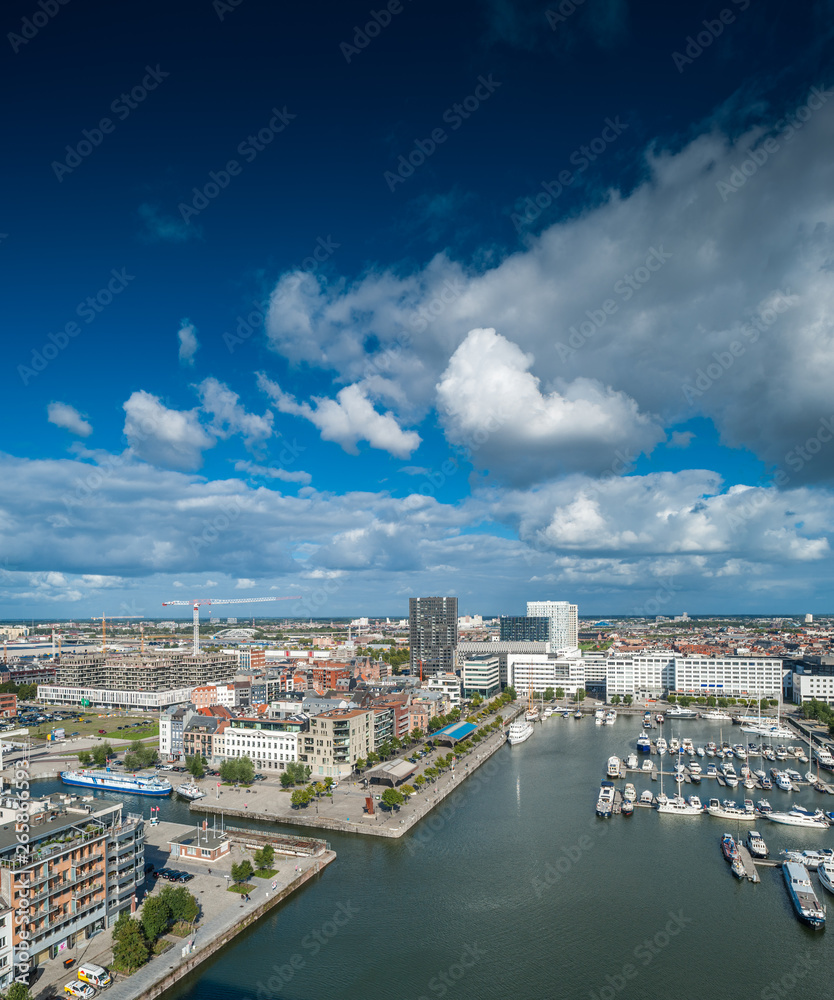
top-left (436, 328), bottom-right (665, 483)
top-left (258, 375), bottom-right (420, 459)
top-left (47, 402), bottom-right (92, 437)
top-left (123, 390), bottom-right (215, 471)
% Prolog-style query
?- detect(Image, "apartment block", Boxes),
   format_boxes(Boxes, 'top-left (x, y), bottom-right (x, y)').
top-left (303, 709), bottom-right (373, 779)
top-left (0, 798), bottom-right (143, 968)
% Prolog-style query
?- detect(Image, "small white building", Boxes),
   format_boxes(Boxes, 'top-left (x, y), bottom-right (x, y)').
top-left (425, 672), bottom-right (461, 709)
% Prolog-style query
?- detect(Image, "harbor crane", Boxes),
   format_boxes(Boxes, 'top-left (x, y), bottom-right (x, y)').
top-left (91, 615), bottom-right (144, 655)
top-left (161, 596), bottom-right (301, 655)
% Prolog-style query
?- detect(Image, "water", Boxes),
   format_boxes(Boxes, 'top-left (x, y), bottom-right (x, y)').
top-left (36, 719), bottom-right (834, 999)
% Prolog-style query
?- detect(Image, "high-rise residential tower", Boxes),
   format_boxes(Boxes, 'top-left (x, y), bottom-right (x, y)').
top-left (526, 600), bottom-right (579, 648)
top-left (409, 596), bottom-right (458, 677)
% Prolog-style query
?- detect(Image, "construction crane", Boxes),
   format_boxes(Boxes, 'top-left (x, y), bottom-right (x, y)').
top-left (161, 596), bottom-right (301, 655)
top-left (91, 615), bottom-right (144, 655)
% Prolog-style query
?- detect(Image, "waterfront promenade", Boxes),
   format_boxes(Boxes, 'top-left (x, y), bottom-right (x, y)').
top-left (190, 714), bottom-right (518, 839)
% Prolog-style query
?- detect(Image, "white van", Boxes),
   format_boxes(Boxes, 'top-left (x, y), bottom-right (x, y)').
top-left (78, 965), bottom-right (112, 989)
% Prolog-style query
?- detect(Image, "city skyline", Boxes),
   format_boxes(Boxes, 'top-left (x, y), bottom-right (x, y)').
top-left (4, 1), bottom-right (834, 618)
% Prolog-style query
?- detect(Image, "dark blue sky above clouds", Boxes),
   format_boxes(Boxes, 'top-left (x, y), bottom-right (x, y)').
top-left (3, 0), bottom-right (834, 618)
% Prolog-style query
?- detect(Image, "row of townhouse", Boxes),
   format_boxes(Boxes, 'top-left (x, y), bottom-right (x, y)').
top-left (162, 680), bottom-right (465, 779)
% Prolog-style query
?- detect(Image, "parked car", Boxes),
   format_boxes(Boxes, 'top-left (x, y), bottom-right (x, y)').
top-left (64, 982), bottom-right (95, 1000)
top-left (176, 873), bottom-right (194, 883)
top-left (98, 729), bottom-right (107, 734)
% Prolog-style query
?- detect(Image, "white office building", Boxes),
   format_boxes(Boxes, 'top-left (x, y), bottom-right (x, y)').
top-left (506, 651), bottom-right (585, 698)
top-left (222, 722), bottom-right (299, 771)
top-left (461, 654), bottom-right (501, 698)
top-left (606, 654), bottom-right (782, 699)
top-left (526, 601), bottom-right (579, 648)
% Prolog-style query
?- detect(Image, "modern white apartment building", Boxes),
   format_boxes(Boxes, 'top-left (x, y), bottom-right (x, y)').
top-left (526, 601), bottom-right (579, 648)
top-left (605, 654), bottom-right (783, 699)
top-left (425, 672), bottom-right (462, 708)
top-left (506, 651), bottom-right (585, 697)
top-left (461, 654), bottom-right (501, 698)
top-left (222, 720), bottom-right (299, 771)
top-left (792, 671), bottom-right (834, 706)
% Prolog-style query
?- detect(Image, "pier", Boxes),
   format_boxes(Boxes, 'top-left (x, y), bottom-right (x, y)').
top-left (736, 842), bottom-right (761, 882)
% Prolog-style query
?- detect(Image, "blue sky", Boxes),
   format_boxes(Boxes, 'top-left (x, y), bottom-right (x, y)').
top-left (3, 0), bottom-right (834, 619)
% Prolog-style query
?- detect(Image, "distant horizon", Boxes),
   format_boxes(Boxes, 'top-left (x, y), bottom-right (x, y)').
top-left (2, 612), bottom-right (831, 626)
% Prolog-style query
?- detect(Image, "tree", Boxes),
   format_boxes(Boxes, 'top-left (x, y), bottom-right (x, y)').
top-left (231, 860), bottom-right (253, 885)
top-left (291, 788), bottom-right (308, 808)
top-left (400, 784), bottom-right (415, 797)
top-left (186, 754), bottom-right (205, 779)
top-left (544, 687), bottom-right (554, 701)
top-left (91, 742), bottom-right (113, 767)
top-left (505, 686), bottom-right (517, 700)
top-left (254, 844), bottom-right (275, 871)
top-left (706, 696), bottom-right (716, 707)
top-left (237, 755), bottom-right (255, 784)
top-left (280, 770), bottom-right (294, 788)
top-left (381, 788), bottom-right (404, 810)
top-left (159, 884), bottom-right (198, 924)
top-left (112, 917), bottom-right (149, 973)
top-left (410, 729), bottom-right (424, 743)
top-left (415, 774), bottom-right (426, 788)
top-left (574, 689), bottom-right (586, 704)
top-left (77, 750), bottom-right (92, 766)
top-left (718, 697), bottom-right (729, 708)
top-left (354, 757), bottom-right (366, 773)
top-left (611, 694), bottom-right (621, 705)
top-left (623, 695), bottom-right (633, 706)
top-left (554, 687), bottom-right (565, 701)
top-left (6, 983), bottom-right (31, 1000)
top-left (140, 895), bottom-right (171, 943)
top-left (366, 751), bottom-right (379, 766)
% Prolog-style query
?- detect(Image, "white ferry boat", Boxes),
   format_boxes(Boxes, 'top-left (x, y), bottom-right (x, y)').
top-left (604, 710), bottom-right (617, 726)
top-left (814, 745), bottom-right (834, 771)
top-left (700, 710), bottom-right (733, 722)
top-left (507, 720), bottom-right (534, 745)
top-left (607, 756), bottom-right (621, 779)
top-left (61, 769), bottom-right (172, 796)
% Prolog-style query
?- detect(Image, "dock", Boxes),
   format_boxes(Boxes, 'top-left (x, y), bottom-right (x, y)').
top-left (736, 843), bottom-right (761, 882)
